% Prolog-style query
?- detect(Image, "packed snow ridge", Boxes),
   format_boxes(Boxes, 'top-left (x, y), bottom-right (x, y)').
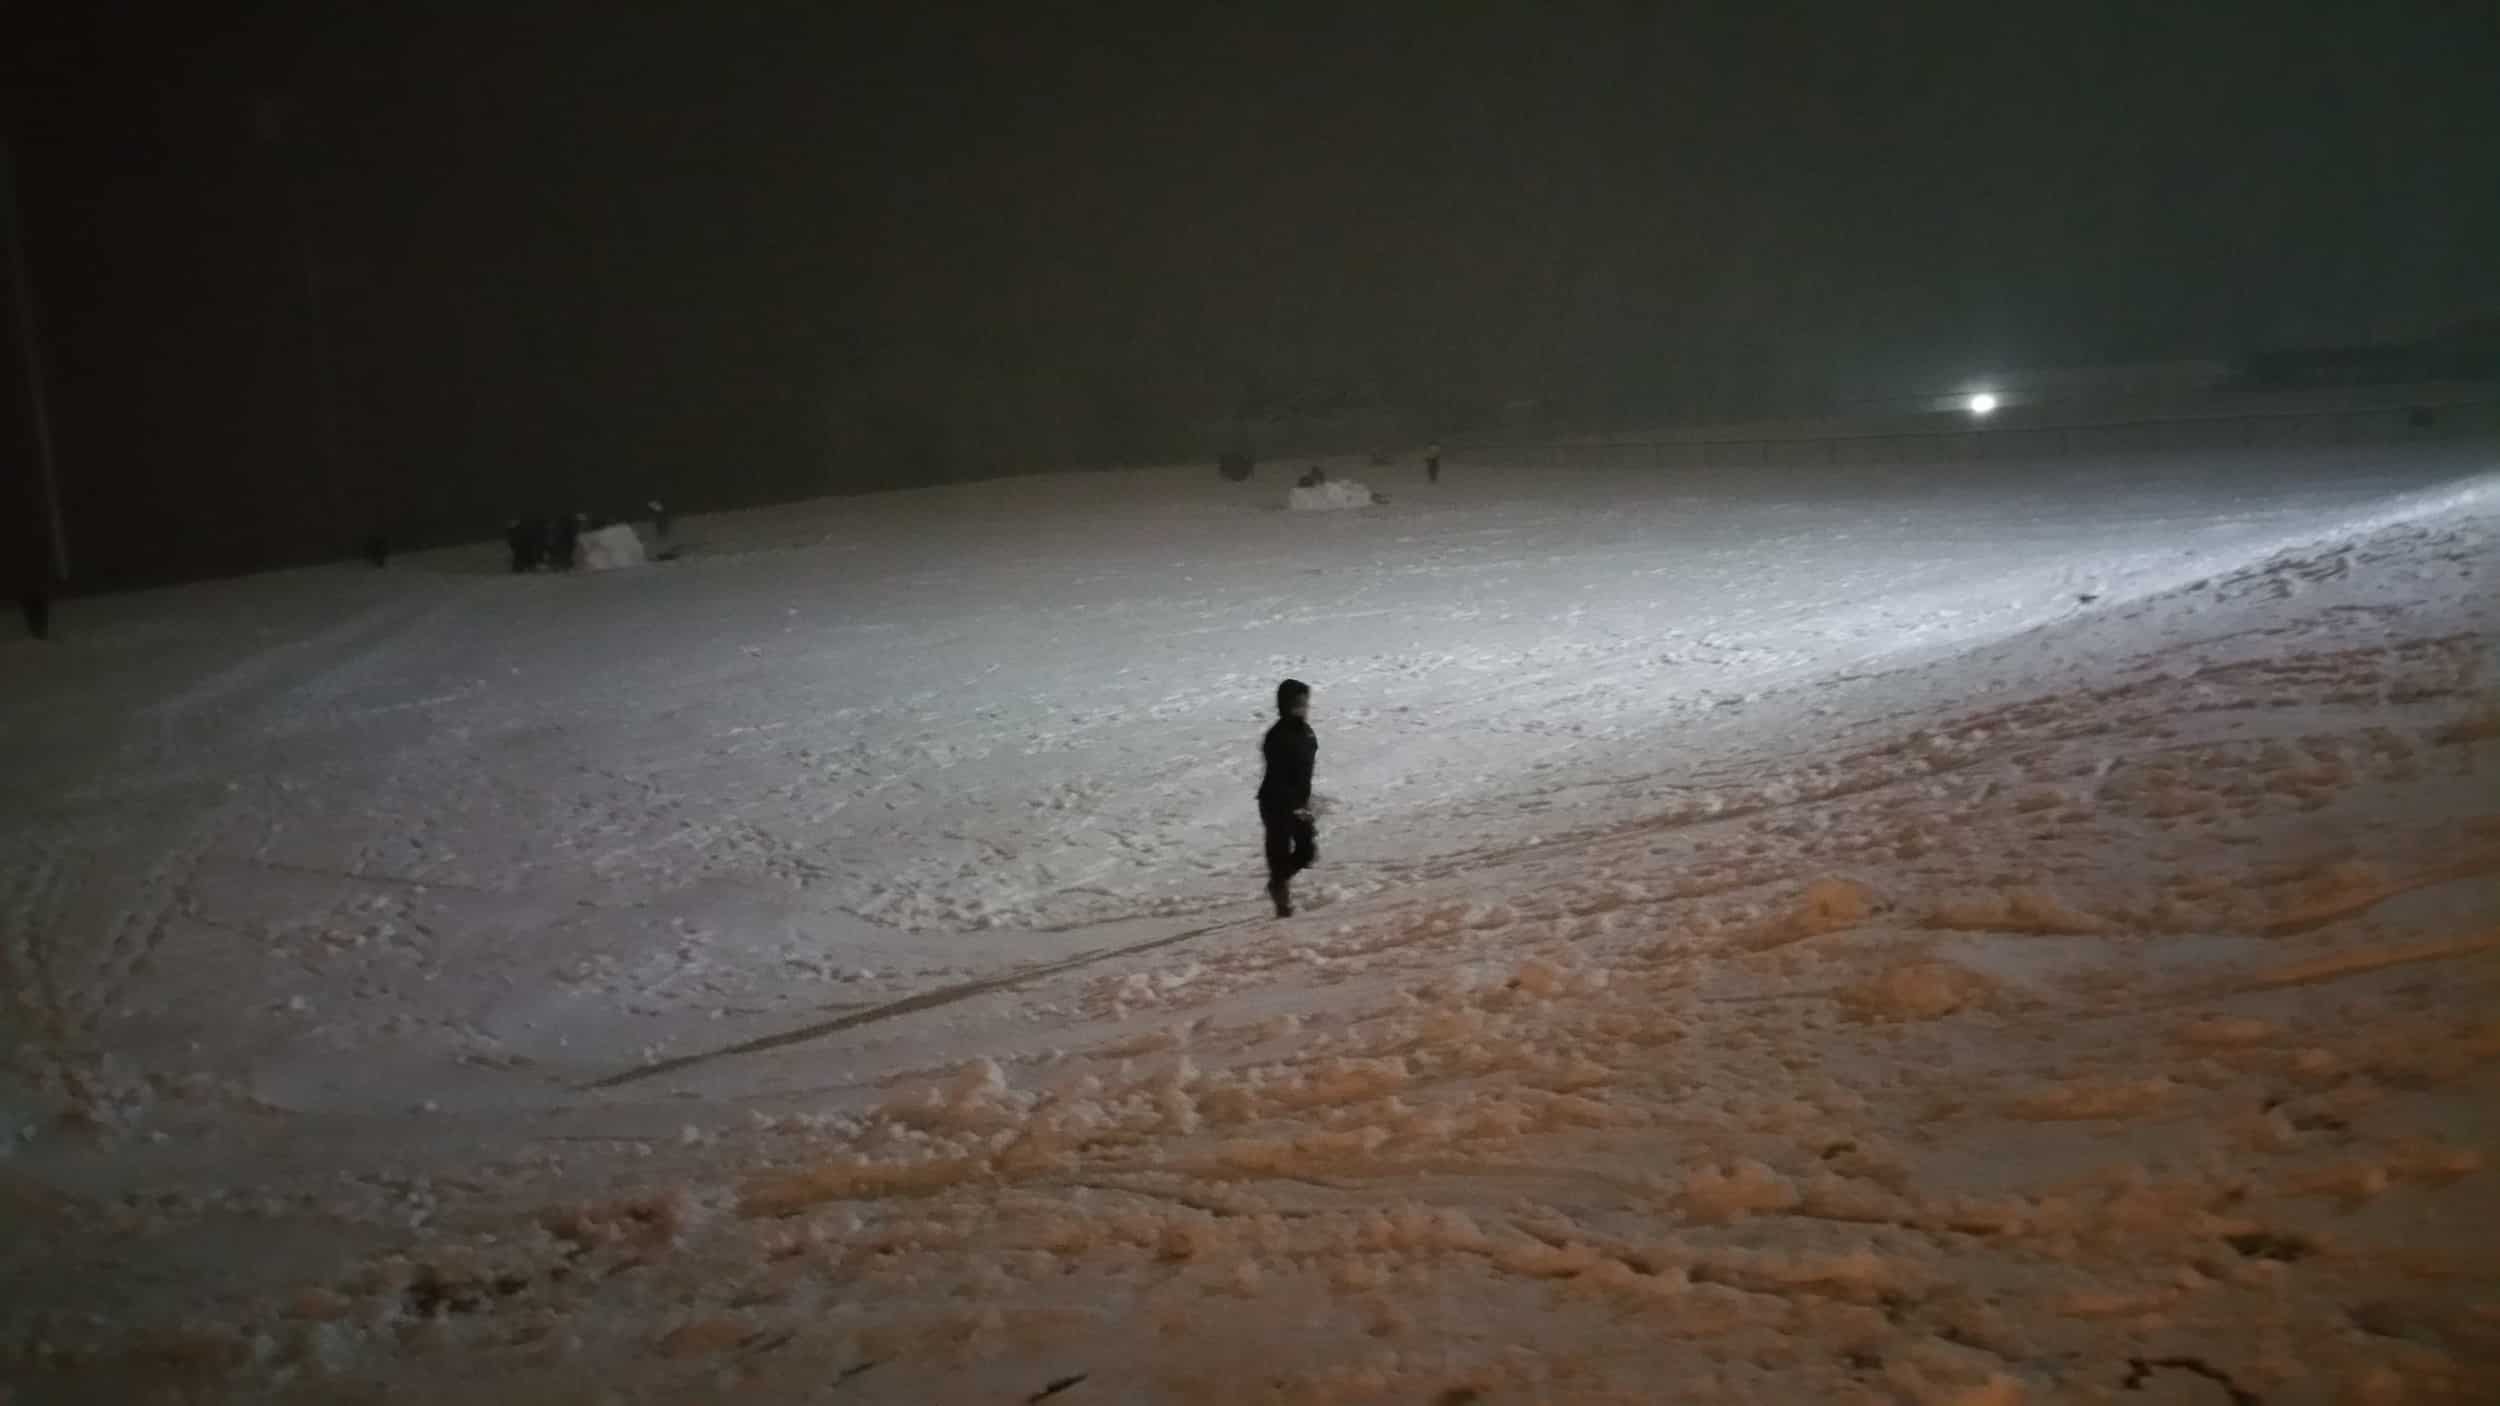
top-left (2, 442), bottom-right (2497, 1403)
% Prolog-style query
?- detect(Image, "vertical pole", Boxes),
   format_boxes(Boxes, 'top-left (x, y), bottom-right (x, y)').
top-left (0, 136), bottom-right (68, 580)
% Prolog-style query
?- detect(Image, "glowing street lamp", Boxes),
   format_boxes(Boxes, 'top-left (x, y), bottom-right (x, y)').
top-left (1966, 391), bottom-right (1999, 417)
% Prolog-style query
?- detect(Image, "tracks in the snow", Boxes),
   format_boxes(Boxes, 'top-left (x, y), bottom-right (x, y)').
top-left (581, 911), bottom-right (1264, 1090)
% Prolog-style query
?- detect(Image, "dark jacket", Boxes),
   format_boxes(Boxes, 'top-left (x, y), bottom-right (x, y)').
top-left (1258, 717), bottom-right (1317, 811)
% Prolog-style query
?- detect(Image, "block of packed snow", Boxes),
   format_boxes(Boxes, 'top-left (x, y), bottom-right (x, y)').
top-left (576, 523), bottom-right (647, 571)
top-left (1286, 479), bottom-right (1379, 512)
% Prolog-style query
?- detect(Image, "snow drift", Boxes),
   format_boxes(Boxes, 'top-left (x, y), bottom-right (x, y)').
top-left (575, 522), bottom-right (647, 571)
top-left (1286, 478), bottom-right (1380, 511)
top-left (5, 441), bottom-right (2498, 1403)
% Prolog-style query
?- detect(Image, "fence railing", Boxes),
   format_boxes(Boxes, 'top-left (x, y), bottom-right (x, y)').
top-left (1463, 395), bottom-right (2500, 472)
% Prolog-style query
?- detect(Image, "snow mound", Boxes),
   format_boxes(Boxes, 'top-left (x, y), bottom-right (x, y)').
top-left (576, 523), bottom-right (647, 571)
top-left (1683, 1158), bottom-right (1801, 1222)
top-left (1928, 886), bottom-right (2110, 935)
top-left (1287, 479), bottom-right (1379, 512)
top-left (1843, 959), bottom-right (1996, 1020)
top-left (1744, 876), bottom-right (1877, 948)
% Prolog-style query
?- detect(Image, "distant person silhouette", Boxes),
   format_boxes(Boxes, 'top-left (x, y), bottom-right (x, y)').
top-left (505, 518), bottom-right (541, 573)
top-left (19, 571), bottom-right (49, 641)
top-left (1424, 441), bottom-right (1442, 483)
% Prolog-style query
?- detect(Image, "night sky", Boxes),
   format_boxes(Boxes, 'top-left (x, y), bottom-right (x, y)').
top-left (6, 2), bottom-right (2497, 588)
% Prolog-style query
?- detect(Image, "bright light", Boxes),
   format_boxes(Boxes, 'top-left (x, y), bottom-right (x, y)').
top-left (1967, 392), bottom-right (1999, 417)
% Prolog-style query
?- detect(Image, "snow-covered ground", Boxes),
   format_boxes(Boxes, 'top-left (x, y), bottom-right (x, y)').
top-left (4, 440), bottom-right (2497, 1402)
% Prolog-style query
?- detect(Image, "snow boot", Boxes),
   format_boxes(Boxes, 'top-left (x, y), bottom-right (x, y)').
top-left (1268, 880), bottom-right (1293, 919)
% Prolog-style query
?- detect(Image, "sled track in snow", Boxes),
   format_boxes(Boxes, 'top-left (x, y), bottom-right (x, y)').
top-left (581, 911), bottom-right (1264, 1090)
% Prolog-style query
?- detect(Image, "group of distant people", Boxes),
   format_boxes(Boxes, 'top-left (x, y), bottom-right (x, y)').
top-left (1238, 442), bottom-right (1446, 491)
top-left (505, 513), bottom-right (584, 573)
top-left (1280, 447), bottom-right (1440, 492)
top-left (506, 500), bottom-right (671, 573)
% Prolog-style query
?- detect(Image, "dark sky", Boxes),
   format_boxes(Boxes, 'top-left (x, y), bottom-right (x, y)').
top-left (7, 1), bottom-right (2497, 587)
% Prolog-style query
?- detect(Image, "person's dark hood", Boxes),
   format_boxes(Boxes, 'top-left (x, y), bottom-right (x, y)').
top-left (1276, 678), bottom-right (1310, 716)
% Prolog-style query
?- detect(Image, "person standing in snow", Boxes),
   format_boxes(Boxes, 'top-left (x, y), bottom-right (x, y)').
top-left (1424, 441), bottom-right (1442, 483)
top-left (1258, 678), bottom-right (1319, 917)
top-left (505, 517), bottom-right (543, 573)
top-left (549, 512), bottom-right (582, 571)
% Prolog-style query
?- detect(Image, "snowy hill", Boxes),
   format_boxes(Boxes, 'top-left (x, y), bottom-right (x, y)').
top-left (3, 443), bottom-right (2497, 1402)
